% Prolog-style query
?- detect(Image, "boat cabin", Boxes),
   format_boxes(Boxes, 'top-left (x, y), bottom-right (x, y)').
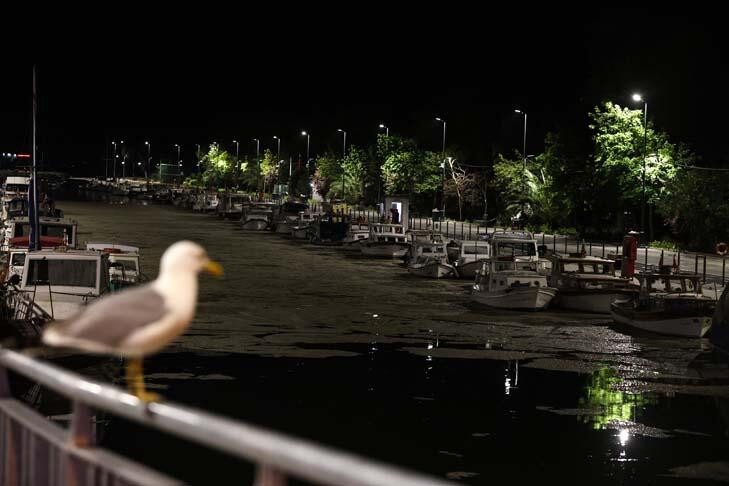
top-left (20, 250), bottom-right (110, 319)
top-left (3, 217), bottom-right (79, 250)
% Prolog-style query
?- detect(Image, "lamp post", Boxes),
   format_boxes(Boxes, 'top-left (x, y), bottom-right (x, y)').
top-left (337, 129), bottom-right (347, 200)
top-left (514, 109), bottom-right (528, 213)
top-left (111, 141), bottom-right (117, 180)
top-left (144, 141), bottom-right (151, 180)
top-left (435, 118), bottom-right (446, 211)
top-left (273, 136), bottom-right (281, 161)
top-left (300, 131), bottom-right (310, 162)
top-left (253, 138), bottom-right (260, 192)
top-left (378, 123), bottom-right (389, 137)
top-left (632, 93), bottom-right (648, 237)
top-left (195, 143), bottom-right (201, 173)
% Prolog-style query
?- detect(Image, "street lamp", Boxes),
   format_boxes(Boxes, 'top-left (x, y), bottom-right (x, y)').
top-left (111, 141), bottom-right (117, 180)
top-left (273, 136), bottom-right (281, 161)
top-left (514, 109), bottom-right (528, 212)
top-left (301, 131), bottom-right (310, 163)
top-left (232, 140), bottom-right (239, 161)
top-left (144, 141), bottom-right (151, 180)
top-left (337, 129), bottom-right (347, 199)
top-left (379, 123), bottom-right (389, 137)
top-left (632, 93), bottom-right (648, 236)
top-left (174, 144), bottom-right (181, 170)
top-left (435, 118), bottom-right (446, 211)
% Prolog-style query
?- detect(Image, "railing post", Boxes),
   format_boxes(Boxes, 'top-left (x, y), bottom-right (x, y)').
top-left (695, 254), bottom-right (699, 275)
top-left (69, 401), bottom-right (95, 448)
top-left (723, 257), bottom-right (726, 284)
top-left (254, 465), bottom-right (287, 486)
top-left (703, 255), bottom-right (707, 281)
top-left (645, 246), bottom-right (648, 269)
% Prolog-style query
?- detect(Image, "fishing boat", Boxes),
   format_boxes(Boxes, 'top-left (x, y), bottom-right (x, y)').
top-left (18, 249), bottom-right (111, 320)
top-left (217, 192), bottom-right (250, 219)
top-left (360, 223), bottom-right (409, 258)
top-left (548, 253), bottom-right (638, 313)
top-left (472, 258), bottom-right (557, 310)
top-left (291, 210), bottom-right (321, 239)
top-left (610, 272), bottom-right (714, 337)
top-left (447, 239), bottom-right (491, 279)
top-left (1, 176), bottom-right (30, 220)
top-left (273, 201), bottom-right (309, 234)
top-left (86, 243), bottom-right (146, 288)
top-left (241, 202), bottom-right (276, 230)
top-left (404, 229), bottom-right (445, 262)
top-left (407, 242), bottom-right (458, 278)
top-left (2, 216), bottom-right (79, 251)
top-left (341, 220), bottom-right (370, 250)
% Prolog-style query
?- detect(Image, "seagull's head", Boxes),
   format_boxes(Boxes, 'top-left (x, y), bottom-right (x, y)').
top-left (160, 241), bottom-right (224, 277)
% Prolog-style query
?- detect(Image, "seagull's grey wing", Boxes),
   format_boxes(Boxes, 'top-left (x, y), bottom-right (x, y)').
top-left (45, 284), bottom-right (169, 347)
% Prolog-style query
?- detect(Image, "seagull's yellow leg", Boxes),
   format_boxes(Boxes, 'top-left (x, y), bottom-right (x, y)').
top-left (125, 357), bottom-right (161, 403)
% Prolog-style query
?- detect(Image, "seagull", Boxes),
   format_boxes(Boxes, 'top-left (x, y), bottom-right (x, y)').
top-left (42, 241), bottom-right (223, 402)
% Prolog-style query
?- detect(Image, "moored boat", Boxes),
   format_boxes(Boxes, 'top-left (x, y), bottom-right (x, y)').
top-left (610, 272), bottom-right (714, 337)
top-left (548, 253), bottom-right (638, 313)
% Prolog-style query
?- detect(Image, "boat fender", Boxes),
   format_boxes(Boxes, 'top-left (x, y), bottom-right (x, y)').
top-left (716, 242), bottom-right (728, 256)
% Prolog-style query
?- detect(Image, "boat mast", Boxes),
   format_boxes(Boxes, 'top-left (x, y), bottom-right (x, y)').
top-left (29, 65), bottom-right (41, 251)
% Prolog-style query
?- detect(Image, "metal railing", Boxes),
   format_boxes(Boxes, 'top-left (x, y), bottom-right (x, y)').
top-left (0, 350), bottom-right (453, 486)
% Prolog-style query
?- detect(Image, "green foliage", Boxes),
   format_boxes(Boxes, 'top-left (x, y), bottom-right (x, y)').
top-left (650, 239), bottom-right (679, 250)
top-left (198, 144), bottom-right (237, 188)
top-left (656, 167), bottom-right (729, 250)
top-left (341, 145), bottom-right (368, 204)
top-left (589, 101), bottom-right (681, 209)
top-left (239, 156), bottom-right (260, 191)
top-left (260, 149), bottom-right (278, 190)
top-left (379, 134), bottom-right (441, 200)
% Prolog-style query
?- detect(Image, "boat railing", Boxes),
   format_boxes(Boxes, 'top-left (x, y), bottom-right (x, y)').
top-left (0, 349), bottom-right (453, 486)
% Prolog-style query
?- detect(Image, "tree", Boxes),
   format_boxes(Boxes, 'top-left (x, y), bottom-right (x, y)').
top-left (312, 153), bottom-right (341, 201)
top-left (443, 158), bottom-right (477, 220)
top-left (589, 101), bottom-right (682, 238)
top-left (198, 144), bottom-right (236, 188)
top-left (260, 149), bottom-right (278, 193)
top-left (341, 145), bottom-right (368, 204)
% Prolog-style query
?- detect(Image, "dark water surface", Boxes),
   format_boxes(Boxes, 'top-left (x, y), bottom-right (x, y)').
top-left (46, 199), bottom-right (729, 484)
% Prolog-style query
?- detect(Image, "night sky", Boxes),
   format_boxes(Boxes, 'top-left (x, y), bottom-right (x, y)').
top-left (1, 9), bottom-right (726, 173)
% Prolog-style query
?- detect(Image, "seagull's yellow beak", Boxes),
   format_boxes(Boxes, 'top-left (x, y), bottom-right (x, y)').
top-left (202, 260), bottom-right (224, 277)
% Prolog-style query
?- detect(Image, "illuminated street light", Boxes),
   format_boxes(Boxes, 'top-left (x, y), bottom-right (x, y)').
top-left (301, 131), bottom-right (310, 162)
top-left (632, 93), bottom-right (648, 236)
top-left (378, 123), bottom-right (389, 137)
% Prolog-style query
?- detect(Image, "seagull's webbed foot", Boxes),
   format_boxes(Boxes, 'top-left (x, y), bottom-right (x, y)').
top-left (125, 357), bottom-right (164, 403)
top-left (136, 390), bottom-right (162, 403)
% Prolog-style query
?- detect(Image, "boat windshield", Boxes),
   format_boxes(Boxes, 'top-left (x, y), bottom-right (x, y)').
top-left (11, 253), bottom-right (26, 266)
top-left (496, 241), bottom-right (536, 257)
top-left (25, 259), bottom-right (97, 288)
top-left (4, 184), bottom-right (28, 193)
top-left (463, 245), bottom-right (486, 255)
top-left (15, 223), bottom-right (74, 242)
top-left (110, 257), bottom-right (138, 272)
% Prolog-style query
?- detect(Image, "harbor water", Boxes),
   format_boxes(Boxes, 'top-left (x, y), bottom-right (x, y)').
top-left (44, 198), bottom-right (729, 484)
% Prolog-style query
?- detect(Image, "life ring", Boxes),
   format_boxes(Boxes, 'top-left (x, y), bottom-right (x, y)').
top-left (716, 242), bottom-right (728, 256)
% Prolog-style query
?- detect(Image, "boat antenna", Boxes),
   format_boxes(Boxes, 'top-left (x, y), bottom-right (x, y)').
top-left (29, 65), bottom-right (41, 251)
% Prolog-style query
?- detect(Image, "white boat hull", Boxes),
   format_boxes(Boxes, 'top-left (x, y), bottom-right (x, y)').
top-left (242, 219), bottom-right (269, 231)
top-left (275, 221), bottom-right (294, 234)
top-left (455, 260), bottom-right (487, 280)
top-left (472, 286), bottom-right (557, 311)
top-left (360, 244), bottom-right (408, 258)
top-left (610, 305), bottom-right (712, 338)
top-left (408, 262), bottom-right (457, 279)
top-left (557, 292), bottom-right (622, 314)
